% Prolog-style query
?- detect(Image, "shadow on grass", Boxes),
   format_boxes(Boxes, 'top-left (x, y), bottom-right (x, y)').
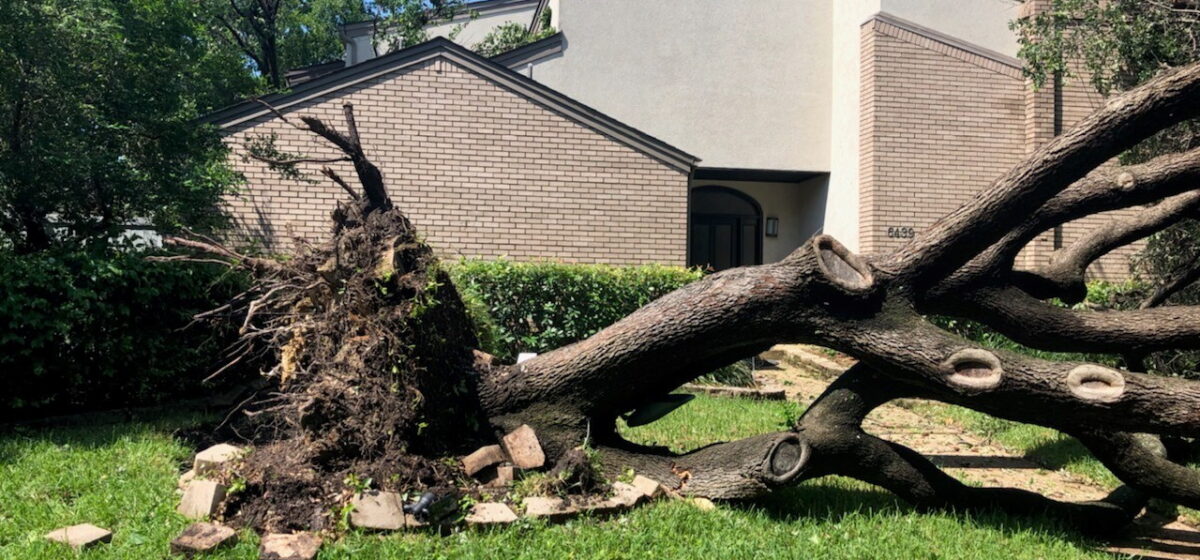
top-left (0, 408), bottom-right (216, 465)
top-left (1024, 434), bottom-right (1094, 471)
top-left (732, 480), bottom-right (1104, 548)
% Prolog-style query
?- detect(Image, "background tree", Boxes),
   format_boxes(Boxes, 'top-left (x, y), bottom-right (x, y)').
top-left (210, 0), bottom-right (369, 90)
top-left (211, 0), bottom-right (472, 91)
top-left (0, 0), bottom-right (256, 253)
top-left (473, 7), bottom-right (555, 57)
top-left (1015, 1), bottom-right (1200, 374)
top-left (371, 0), bottom-right (467, 52)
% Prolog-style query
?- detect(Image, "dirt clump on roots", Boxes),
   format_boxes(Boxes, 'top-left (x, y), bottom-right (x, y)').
top-left (214, 202), bottom-right (491, 532)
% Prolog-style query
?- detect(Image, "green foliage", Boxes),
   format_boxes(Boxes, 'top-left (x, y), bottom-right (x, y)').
top-left (1014, 2), bottom-right (1200, 378)
top-left (473, 21), bottom-right (557, 57)
top-left (372, 0), bottom-right (469, 52)
top-left (1013, 0), bottom-right (1199, 95)
top-left (0, 248), bottom-right (248, 418)
top-left (207, 0), bottom-right (371, 90)
top-left (0, 0), bottom-right (253, 252)
top-left (448, 259), bottom-right (702, 362)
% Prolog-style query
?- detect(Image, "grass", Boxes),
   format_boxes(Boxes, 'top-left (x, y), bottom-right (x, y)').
top-left (0, 396), bottom-right (1124, 559)
top-left (906, 401), bottom-right (1121, 488)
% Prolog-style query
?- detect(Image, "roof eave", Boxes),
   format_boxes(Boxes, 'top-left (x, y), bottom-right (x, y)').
top-left (202, 38), bottom-right (698, 173)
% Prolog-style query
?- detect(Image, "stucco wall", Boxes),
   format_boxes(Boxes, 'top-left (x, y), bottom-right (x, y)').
top-left (221, 57), bottom-right (689, 264)
top-left (880, 0), bottom-right (1022, 58)
top-left (526, 0), bottom-right (833, 172)
top-left (825, 0), bottom-right (883, 251)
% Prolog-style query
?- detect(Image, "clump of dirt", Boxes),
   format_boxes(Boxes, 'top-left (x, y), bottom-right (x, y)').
top-left (209, 201), bottom-right (492, 532)
top-left (547, 447), bottom-right (611, 496)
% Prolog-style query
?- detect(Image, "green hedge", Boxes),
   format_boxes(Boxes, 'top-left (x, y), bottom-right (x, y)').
top-left (0, 249), bottom-right (248, 419)
top-left (448, 260), bottom-right (702, 362)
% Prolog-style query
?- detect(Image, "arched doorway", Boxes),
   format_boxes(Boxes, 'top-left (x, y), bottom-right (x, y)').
top-left (689, 186), bottom-right (762, 270)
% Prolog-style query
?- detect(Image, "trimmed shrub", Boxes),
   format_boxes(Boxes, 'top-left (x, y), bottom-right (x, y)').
top-left (447, 260), bottom-right (757, 386)
top-left (448, 259), bottom-right (702, 361)
top-left (0, 248), bottom-right (248, 419)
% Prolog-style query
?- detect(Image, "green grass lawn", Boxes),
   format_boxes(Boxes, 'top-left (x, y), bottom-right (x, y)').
top-left (0, 396), bottom-right (1124, 559)
top-left (906, 401), bottom-right (1121, 488)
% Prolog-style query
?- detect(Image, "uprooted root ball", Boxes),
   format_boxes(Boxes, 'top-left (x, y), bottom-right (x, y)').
top-left (218, 202), bottom-right (489, 531)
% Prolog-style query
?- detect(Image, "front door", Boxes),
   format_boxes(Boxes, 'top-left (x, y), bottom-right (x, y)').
top-left (689, 214), bottom-right (761, 270)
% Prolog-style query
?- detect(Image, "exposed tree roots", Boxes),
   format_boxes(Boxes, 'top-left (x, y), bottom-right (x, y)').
top-left (179, 62), bottom-right (1200, 536)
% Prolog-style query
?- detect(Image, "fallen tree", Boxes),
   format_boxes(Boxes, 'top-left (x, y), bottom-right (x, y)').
top-left (176, 60), bottom-right (1200, 535)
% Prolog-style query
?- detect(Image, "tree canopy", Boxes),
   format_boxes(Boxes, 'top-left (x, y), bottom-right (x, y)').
top-left (0, 0), bottom-right (259, 253)
top-left (1014, 1), bottom-right (1200, 375)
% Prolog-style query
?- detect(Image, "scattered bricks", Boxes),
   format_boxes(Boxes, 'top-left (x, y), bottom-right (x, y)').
top-left (481, 464), bottom-right (516, 488)
top-left (401, 513), bottom-right (429, 530)
top-left (259, 533), bottom-right (322, 560)
top-left (349, 491), bottom-right (405, 531)
top-left (501, 425), bottom-right (545, 470)
top-left (606, 482), bottom-right (644, 509)
top-left (170, 522), bottom-right (238, 555)
top-left (462, 444), bottom-right (507, 477)
top-left (631, 475), bottom-right (664, 499)
top-left (521, 497), bottom-right (577, 522)
top-left (193, 444), bottom-right (242, 475)
top-left (690, 497), bottom-right (717, 511)
top-left (464, 503), bottom-right (518, 526)
top-left (45, 523), bottom-right (112, 549)
top-left (178, 469), bottom-right (196, 491)
top-left (580, 483), bottom-right (643, 515)
top-left (178, 480), bottom-right (227, 519)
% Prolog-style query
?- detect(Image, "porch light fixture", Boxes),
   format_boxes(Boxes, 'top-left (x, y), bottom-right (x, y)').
top-left (765, 217), bottom-right (779, 237)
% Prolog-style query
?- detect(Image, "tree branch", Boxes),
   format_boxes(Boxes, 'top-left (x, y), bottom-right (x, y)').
top-left (933, 285), bottom-right (1200, 354)
top-left (1011, 191), bottom-right (1200, 302)
top-left (886, 61), bottom-right (1200, 290)
top-left (938, 147), bottom-right (1200, 295)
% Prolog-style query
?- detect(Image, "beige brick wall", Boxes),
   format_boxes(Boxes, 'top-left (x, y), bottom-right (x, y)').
top-left (221, 57), bottom-right (688, 265)
top-left (1012, 0), bottom-right (1135, 279)
top-left (859, 18), bottom-right (1026, 257)
top-left (860, 14), bottom-right (1139, 280)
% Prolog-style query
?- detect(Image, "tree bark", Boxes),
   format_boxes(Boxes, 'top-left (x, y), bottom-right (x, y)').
top-left (190, 59), bottom-right (1200, 533)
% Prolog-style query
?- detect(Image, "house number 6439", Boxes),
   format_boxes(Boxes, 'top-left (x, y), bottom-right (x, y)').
top-left (887, 226), bottom-right (915, 239)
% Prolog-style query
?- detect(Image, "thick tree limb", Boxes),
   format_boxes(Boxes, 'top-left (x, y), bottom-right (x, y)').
top-left (1140, 251), bottom-right (1200, 308)
top-left (886, 61), bottom-right (1200, 288)
top-left (598, 432), bottom-right (811, 499)
top-left (1011, 191), bottom-right (1200, 302)
top-left (788, 366), bottom-right (1147, 534)
top-left (933, 285), bottom-right (1200, 354)
top-left (1076, 431), bottom-right (1200, 509)
top-left (481, 236), bottom-right (881, 455)
top-left (939, 147), bottom-right (1200, 296)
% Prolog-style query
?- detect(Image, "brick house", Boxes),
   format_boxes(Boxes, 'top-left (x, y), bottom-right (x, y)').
top-left (210, 0), bottom-right (1134, 276)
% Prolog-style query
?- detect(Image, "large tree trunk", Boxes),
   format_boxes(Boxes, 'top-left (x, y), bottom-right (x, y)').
top-left (176, 60), bottom-right (1200, 534)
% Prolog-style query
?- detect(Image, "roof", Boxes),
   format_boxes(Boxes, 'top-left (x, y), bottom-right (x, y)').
top-left (529, 0), bottom-right (550, 33)
top-left (203, 37), bottom-right (697, 173)
top-left (866, 13), bottom-right (1022, 76)
top-left (285, 60), bottom-right (345, 87)
top-left (489, 31), bottom-right (563, 67)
